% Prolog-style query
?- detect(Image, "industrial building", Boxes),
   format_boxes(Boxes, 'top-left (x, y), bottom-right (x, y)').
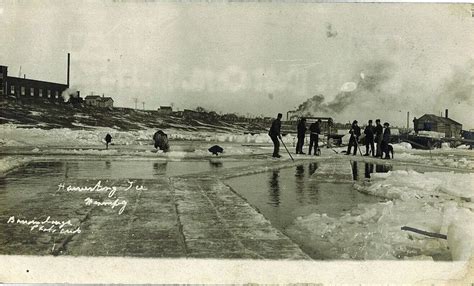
top-left (413, 109), bottom-right (462, 139)
top-left (84, 94), bottom-right (114, 108)
top-left (157, 106), bottom-right (173, 115)
top-left (0, 54), bottom-right (73, 103)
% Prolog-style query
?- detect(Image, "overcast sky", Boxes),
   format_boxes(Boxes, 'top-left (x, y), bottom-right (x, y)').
top-left (0, 1), bottom-right (473, 128)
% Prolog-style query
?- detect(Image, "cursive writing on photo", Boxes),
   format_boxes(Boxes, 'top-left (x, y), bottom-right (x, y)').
top-left (6, 216), bottom-right (81, 234)
top-left (57, 180), bottom-right (147, 198)
top-left (84, 197), bottom-right (127, 215)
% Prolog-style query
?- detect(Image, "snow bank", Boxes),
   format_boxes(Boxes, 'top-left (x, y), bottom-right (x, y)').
top-left (431, 157), bottom-right (474, 170)
top-left (441, 205), bottom-right (474, 261)
top-left (287, 200), bottom-right (449, 260)
top-left (418, 131), bottom-right (445, 139)
top-left (355, 170), bottom-right (474, 201)
top-left (441, 142), bottom-right (451, 149)
top-left (391, 142), bottom-right (412, 151)
top-left (456, 144), bottom-right (472, 150)
top-left (288, 170), bottom-right (474, 261)
top-left (0, 157), bottom-right (30, 174)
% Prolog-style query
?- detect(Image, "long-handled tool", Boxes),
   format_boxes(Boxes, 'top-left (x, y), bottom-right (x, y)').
top-left (354, 136), bottom-right (363, 156)
top-left (279, 137), bottom-right (294, 161)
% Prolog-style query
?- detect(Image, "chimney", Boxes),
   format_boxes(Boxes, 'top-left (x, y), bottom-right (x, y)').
top-left (445, 109), bottom-right (448, 119)
top-left (67, 53), bottom-right (70, 87)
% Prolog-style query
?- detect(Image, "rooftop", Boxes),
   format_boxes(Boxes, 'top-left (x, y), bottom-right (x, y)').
top-left (419, 114), bottom-right (462, 126)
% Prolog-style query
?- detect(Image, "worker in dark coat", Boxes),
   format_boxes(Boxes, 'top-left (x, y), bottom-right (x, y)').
top-left (363, 120), bottom-right (375, 156)
top-left (105, 133), bottom-right (112, 150)
top-left (296, 117), bottom-right (307, 154)
top-left (382, 122), bottom-right (391, 159)
top-left (346, 120), bottom-right (361, 155)
top-left (413, 117), bottom-right (419, 134)
top-left (374, 119), bottom-right (383, 158)
top-left (308, 119), bottom-right (321, 156)
top-left (268, 113), bottom-right (282, 158)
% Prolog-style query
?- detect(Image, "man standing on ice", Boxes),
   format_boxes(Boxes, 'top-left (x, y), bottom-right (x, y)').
top-left (382, 122), bottom-right (391, 159)
top-left (105, 133), bottom-right (112, 150)
top-left (363, 120), bottom-right (375, 156)
top-left (268, 113), bottom-right (283, 158)
top-left (308, 119), bottom-right (321, 156)
top-left (346, 120), bottom-right (361, 155)
top-left (374, 119), bottom-right (383, 158)
top-left (296, 117), bottom-right (307, 154)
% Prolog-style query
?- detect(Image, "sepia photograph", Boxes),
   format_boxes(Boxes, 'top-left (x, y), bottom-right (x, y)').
top-left (0, 0), bottom-right (473, 283)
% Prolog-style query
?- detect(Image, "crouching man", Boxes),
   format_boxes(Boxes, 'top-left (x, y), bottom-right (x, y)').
top-left (153, 130), bottom-right (170, 152)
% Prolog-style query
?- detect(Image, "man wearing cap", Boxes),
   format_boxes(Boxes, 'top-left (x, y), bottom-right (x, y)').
top-left (309, 119), bottom-right (322, 156)
top-left (268, 113), bottom-right (283, 158)
top-left (346, 120), bottom-right (361, 156)
top-left (382, 122), bottom-right (391, 159)
top-left (374, 119), bottom-right (383, 158)
top-left (296, 117), bottom-right (307, 154)
top-left (363, 120), bottom-right (375, 156)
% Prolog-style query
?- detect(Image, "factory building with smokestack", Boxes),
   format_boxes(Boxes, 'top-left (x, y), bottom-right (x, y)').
top-left (0, 53), bottom-right (76, 102)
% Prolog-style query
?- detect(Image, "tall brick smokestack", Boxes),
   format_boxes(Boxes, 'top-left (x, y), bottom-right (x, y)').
top-left (67, 53), bottom-right (70, 87)
top-left (445, 109), bottom-right (448, 119)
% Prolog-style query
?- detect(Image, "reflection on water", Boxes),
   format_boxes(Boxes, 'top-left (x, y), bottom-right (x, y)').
top-left (351, 161), bottom-right (359, 180)
top-left (3, 160), bottom-right (248, 181)
top-left (351, 161), bottom-right (393, 180)
top-left (375, 163), bottom-right (392, 173)
top-left (226, 162), bottom-right (380, 229)
top-left (268, 170), bottom-right (280, 206)
top-left (364, 162), bottom-right (374, 178)
top-left (153, 162), bottom-right (168, 175)
top-left (308, 162), bottom-right (318, 176)
top-left (209, 160), bottom-right (223, 168)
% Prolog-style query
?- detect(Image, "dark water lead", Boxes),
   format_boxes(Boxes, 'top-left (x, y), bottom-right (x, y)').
top-left (2, 159), bottom-right (249, 182)
top-left (225, 162), bottom-right (381, 229)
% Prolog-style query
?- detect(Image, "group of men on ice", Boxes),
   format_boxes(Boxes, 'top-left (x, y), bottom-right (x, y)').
top-left (345, 119), bottom-right (392, 159)
top-left (268, 113), bottom-right (392, 159)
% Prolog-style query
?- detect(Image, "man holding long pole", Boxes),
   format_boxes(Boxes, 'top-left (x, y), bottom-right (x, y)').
top-left (268, 113), bottom-right (283, 158)
top-left (346, 120), bottom-right (361, 156)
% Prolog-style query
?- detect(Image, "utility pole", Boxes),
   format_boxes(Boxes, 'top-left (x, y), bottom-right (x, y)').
top-left (133, 98), bottom-right (138, 110)
top-left (407, 111), bottom-right (409, 129)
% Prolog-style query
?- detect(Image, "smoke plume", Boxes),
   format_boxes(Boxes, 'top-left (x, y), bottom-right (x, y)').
top-left (61, 88), bottom-right (79, 102)
top-left (294, 60), bottom-right (395, 117)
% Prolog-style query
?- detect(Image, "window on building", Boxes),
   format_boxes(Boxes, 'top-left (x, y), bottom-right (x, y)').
top-left (30, 87), bottom-right (34, 97)
top-left (47, 90), bottom-right (51, 98)
top-left (424, 122), bottom-right (433, 131)
top-left (10, 85), bottom-right (15, 94)
top-left (55, 91), bottom-right (59, 98)
top-left (39, 89), bottom-right (43, 97)
top-left (21, 86), bottom-right (25, 96)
